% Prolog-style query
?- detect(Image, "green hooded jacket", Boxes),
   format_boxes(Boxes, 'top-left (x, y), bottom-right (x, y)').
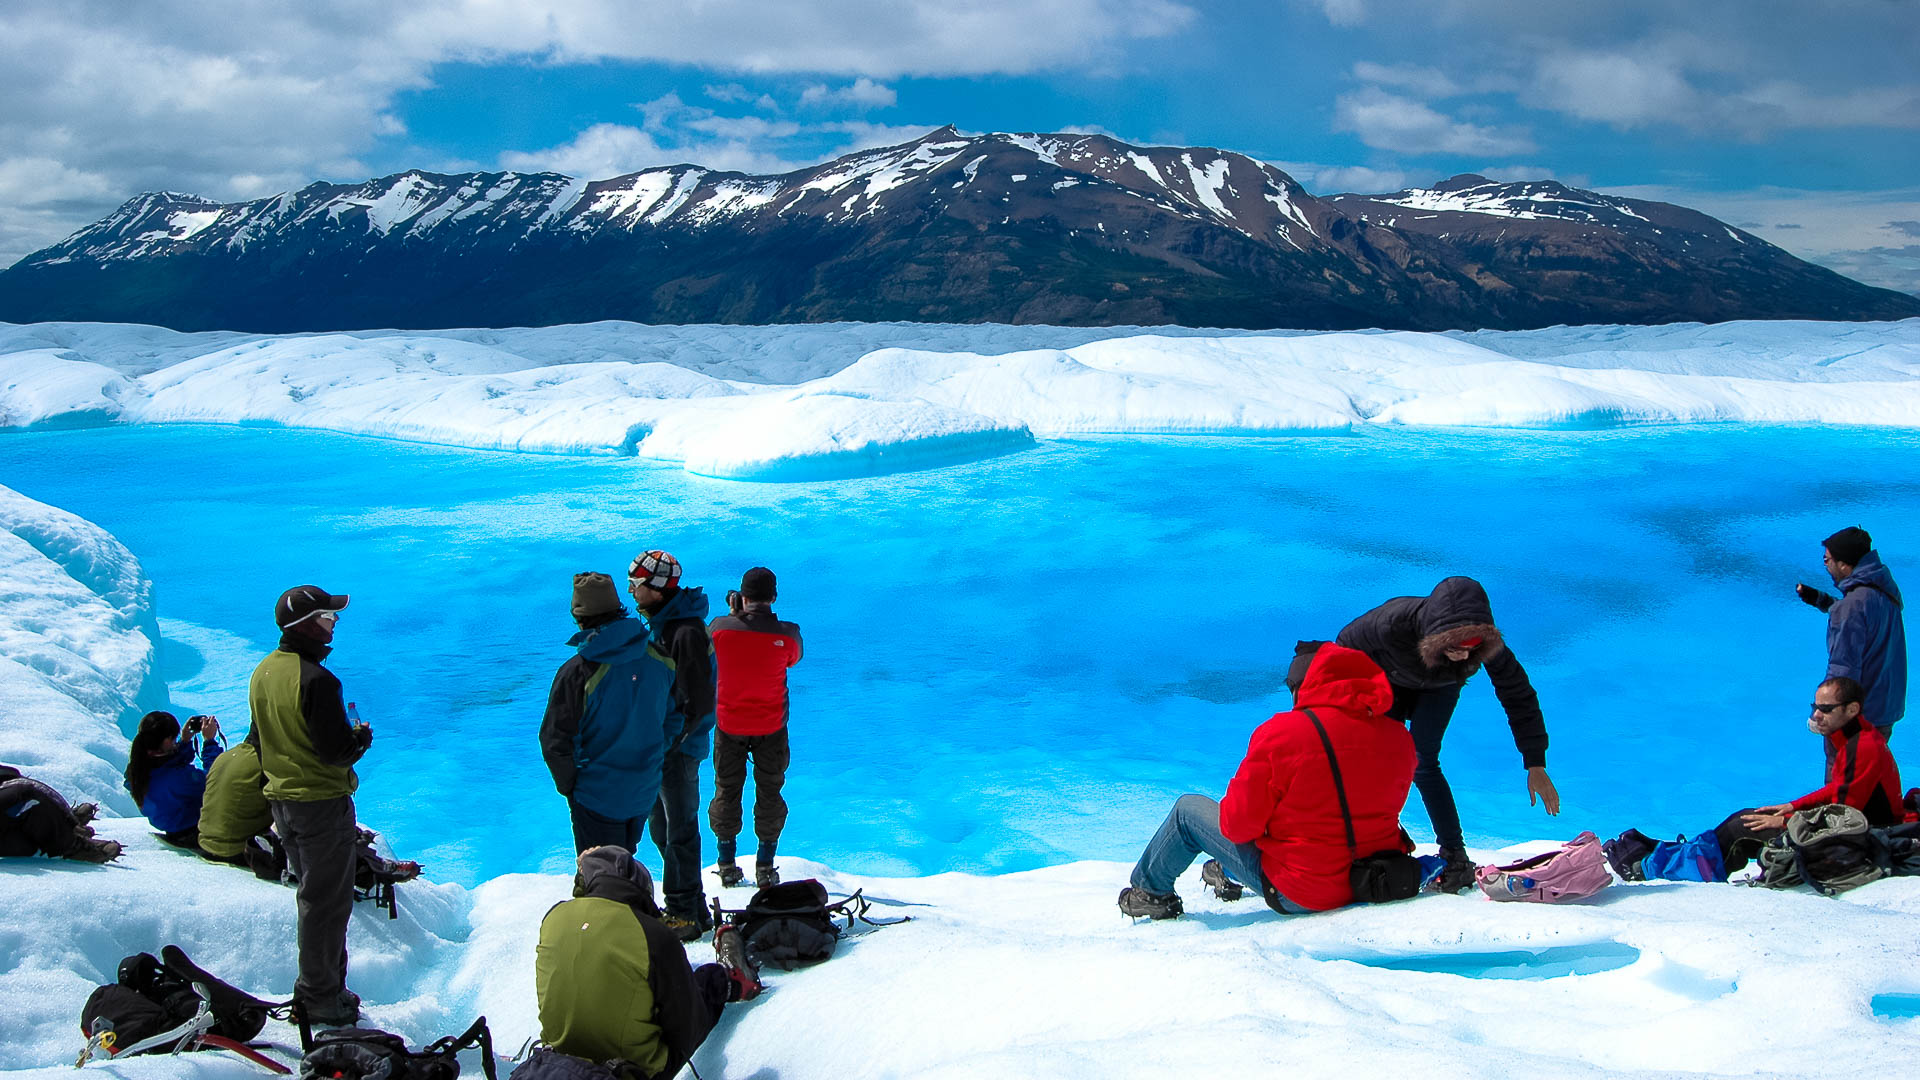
top-left (247, 633), bottom-right (366, 802)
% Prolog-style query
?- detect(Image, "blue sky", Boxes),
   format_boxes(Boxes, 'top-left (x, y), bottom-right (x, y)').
top-left (3, 1), bottom-right (1917, 293)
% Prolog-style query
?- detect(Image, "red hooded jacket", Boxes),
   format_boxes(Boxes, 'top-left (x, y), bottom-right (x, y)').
top-left (1219, 643), bottom-right (1415, 911)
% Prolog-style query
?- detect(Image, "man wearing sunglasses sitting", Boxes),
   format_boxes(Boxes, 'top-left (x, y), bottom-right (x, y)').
top-left (1603, 675), bottom-right (1907, 883)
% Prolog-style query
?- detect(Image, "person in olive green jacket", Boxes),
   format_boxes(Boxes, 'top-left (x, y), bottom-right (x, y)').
top-left (196, 739), bottom-right (273, 865)
top-left (248, 584), bottom-right (369, 1027)
top-left (534, 846), bottom-right (759, 1079)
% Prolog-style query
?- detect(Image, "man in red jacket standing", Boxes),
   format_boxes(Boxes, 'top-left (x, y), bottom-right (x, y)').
top-left (706, 567), bottom-right (803, 890)
top-left (1120, 643), bottom-right (1416, 919)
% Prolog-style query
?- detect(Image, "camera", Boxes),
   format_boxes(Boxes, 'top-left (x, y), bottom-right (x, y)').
top-left (726, 589), bottom-right (742, 607)
top-left (184, 715), bottom-right (210, 735)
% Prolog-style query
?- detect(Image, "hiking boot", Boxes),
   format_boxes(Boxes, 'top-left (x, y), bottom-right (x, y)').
top-left (662, 908), bottom-right (712, 943)
top-left (71, 802), bottom-right (98, 826)
top-left (66, 836), bottom-right (122, 863)
top-left (1603, 829), bottom-right (1658, 882)
top-left (1117, 886), bottom-right (1184, 920)
top-left (1199, 859), bottom-right (1246, 901)
top-left (754, 863), bottom-right (780, 889)
top-left (1431, 846), bottom-right (1477, 894)
top-left (716, 862), bottom-right (745, 888)
top-left (712, 923), bottom-right (762, 1001)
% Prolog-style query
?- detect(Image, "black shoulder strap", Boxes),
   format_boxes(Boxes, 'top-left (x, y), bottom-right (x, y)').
top-left (1302, 707), bottom-right (1357, 858)
top-left (425, 1017), bottom-right (496, 1080)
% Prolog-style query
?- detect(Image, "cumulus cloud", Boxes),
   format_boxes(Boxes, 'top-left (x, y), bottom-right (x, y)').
top-left (1333, 88), bottom-right (1534, 156)
top-left (0, 0), bottom-right (1196, 266)
top-left (799, 78), bottom-right (897, 109)
top-left (1268, 160), bottom-right (1418, 195)
top-left (1351, 62), bottom-right (1460, 98)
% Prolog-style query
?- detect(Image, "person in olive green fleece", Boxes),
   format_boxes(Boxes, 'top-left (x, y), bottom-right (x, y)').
top-left (195, 739), bottom-right (274, 866)
top-left (534, 846), bottom-right (759, 1080)
top-left (248, 584), bottom-right (369, 1028)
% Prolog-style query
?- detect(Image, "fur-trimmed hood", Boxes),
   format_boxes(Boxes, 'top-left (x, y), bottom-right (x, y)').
top-left (1414, 577), bottom-right (1506, 670)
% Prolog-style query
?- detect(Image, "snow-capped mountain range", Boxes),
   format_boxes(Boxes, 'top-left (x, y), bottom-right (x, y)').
top-left (2, 128), bottom-right (1914, 331)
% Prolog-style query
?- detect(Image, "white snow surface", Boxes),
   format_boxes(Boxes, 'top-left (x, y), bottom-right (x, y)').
top-left (2, 319), bottom-right (1919, 480)
top-left (5, 489), bottom-right (1920, 1077)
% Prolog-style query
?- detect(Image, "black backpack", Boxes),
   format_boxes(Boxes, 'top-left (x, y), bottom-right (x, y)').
top-left (80, 947), bottom-right (274, 1054)
top-left (299, 1018), bottom-right (496, 1080)
top-left (717, 879), bottom-right (911, 971)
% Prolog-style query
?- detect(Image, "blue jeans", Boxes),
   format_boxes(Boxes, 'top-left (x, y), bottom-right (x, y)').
top-left (1130, 794), bottom-right (1308, 913)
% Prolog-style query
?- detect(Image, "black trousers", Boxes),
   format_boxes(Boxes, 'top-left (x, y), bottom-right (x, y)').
top-left (569, 798), bottom-right (643, 856)
top-left (1389, 683), bottom-right (1467, 851)
top-left (708, 728), bottom-right (790, 861)
top-left (1712, 808), bottom-right (1784, 875)
top-left (269, 795), bottom-right (358, 1006)
top-left (648, 751), bottom-right (706, 917)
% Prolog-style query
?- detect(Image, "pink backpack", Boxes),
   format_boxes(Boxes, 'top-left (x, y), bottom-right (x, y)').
top-left (1474, 831), bottom-right (1613, 903)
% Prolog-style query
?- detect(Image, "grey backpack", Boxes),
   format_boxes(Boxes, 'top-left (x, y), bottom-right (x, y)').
top-left (1753, 805), bottom-right (1887, 896)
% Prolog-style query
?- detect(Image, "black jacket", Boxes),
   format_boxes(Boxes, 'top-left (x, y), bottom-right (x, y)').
top-left (1336, 576), bottom-right (1548, 768)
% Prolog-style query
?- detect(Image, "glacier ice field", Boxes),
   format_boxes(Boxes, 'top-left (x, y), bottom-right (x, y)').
top-left (4, 419), bottom-right (1916, 887)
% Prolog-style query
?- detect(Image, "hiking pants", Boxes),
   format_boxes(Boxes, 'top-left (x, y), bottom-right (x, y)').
top-left (568, 798), bottom-right (642, 856)
top-left (708, 727), bottom-right (790, 861)
top-left (1130, 794), bottom-right (1310, 913)
top-left (649, 750), bottom-right (706, 917)
top-left (1391, 683), bottom-right (1466, 851)
top-left (1711, 808), bottom-right (1784, 875)
top-left (0, 799), bottom-right (77, 857)
top-left (269, 795), bottom-right (358, 1006)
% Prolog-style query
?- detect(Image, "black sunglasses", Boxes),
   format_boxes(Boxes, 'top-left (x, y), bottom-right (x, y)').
top-left (1810, 702), bottom-right (1849, 714)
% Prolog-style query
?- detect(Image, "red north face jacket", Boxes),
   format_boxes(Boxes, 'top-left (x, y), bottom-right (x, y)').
top-left (708, 608), bottom-right (803, 737)
top-left (1793, 718), bottom-right (1908, 826)
top-left (1219, 643), bottom-right (1415, 912)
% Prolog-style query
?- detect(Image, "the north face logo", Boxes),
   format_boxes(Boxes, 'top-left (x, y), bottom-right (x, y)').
top-left (775, 639), bottom-right (786, 646)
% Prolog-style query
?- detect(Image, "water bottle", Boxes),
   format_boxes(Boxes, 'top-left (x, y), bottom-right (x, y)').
top-left (347, 702), bottom-right (361, 722)
top-left (1504, 875), bottom-right (1536, 897)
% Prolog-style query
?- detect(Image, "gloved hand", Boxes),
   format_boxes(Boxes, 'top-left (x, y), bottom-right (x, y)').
top-left (1795, 583), bottom-right (1835, 611)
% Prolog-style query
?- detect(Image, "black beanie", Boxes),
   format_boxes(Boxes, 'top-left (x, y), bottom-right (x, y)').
top-left (740, 566), bottom-right (777, 602)
top-left (1824, 527), bottom-right (1872, 567)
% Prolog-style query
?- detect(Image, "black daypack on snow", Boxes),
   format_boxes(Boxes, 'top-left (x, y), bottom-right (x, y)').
top-left (1752, 804), bottom-right (1890, 896)
top-left (714, 879), bottom-right (911, 971)
top-left (298, 1018), bottom-right (496, 1080)
top-left (80, 946), bottom-right (274, 1053)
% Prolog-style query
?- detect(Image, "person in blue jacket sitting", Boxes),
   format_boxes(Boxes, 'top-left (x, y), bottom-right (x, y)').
top-left (124, 710), bottom-right (223, 848)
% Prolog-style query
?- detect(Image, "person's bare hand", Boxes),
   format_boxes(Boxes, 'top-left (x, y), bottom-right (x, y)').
top-left (1527, 767), bottom-right (1561, 815)
top-left (198, 716), bottom-right (221, 741)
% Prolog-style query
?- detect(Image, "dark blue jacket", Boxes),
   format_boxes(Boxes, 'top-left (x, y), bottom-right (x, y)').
top-left (646, 588), bottom-right (718, 760)
top-left (134, 738), bottom-right (221, 834)
top-left (540, 616), bottom-right (677, 821)
top-left (1823, 551), bottom-right (1906, 731)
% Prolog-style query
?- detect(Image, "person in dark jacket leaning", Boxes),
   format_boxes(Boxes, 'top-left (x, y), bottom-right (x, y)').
top-left (541, 572), bottom-right (676, 857)
top-left (1329, 576), bottom-right (1560, 892)
top-left (707, 566), bottom-right (803, 890)
top-left (628, 549), bottom-right (718, 941)
top-left (1796, 526), bottom-right (1906, 737)
top-left (531, 845), bottom-right (759, 1080)
top-left (247, 584), bottom-right (367, 1027)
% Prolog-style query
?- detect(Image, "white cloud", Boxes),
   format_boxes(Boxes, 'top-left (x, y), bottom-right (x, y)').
top-left (1333, 88), bottom-right (1534, 156)
top-left (1317, 0), bottom-right (1366, 26)
top-left (1351, 61), bottom-right (1460, 98)
top-left (1268, 160), bottom-right (1418, 195)
top-left (799, 78), bottom-right (897, 110)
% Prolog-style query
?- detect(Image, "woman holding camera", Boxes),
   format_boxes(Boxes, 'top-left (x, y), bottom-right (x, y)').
top-left (124, 710), bottom-right (223, 848)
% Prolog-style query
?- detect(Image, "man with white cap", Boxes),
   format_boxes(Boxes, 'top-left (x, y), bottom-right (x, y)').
top-left (247, 584), bottom-right (368, 1026)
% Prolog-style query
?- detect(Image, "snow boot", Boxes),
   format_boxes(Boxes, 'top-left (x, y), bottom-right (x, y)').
top-left (66, 836), bottom-right (122, 863)
top-left (302, 989), bottom-right (360, 1028)
top-left (717, 862), bottom-right (746, 888)
top-left (712, 923), bottom-right (763, 1001)
top-left (1432, 846), bottom-right (1477, 894)
top-left (755, 863), bottom-right (780, 889)
top-left (1602, 829), bottom-right (1659, 882)
top-left (663, 908), bottom-right (712, 943)
top-left (1118, 887), bottom-right (1184, 920)
top-left (1200, 859), bottom-right (1245, 901)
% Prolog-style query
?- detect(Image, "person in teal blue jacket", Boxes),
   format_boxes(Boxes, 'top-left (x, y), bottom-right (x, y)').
top-left (541, 572), bottom-right (677, 857)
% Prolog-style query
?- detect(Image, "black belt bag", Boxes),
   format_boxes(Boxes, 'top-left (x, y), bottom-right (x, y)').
top-left (1303, 707), bottom-right (1422, 904)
